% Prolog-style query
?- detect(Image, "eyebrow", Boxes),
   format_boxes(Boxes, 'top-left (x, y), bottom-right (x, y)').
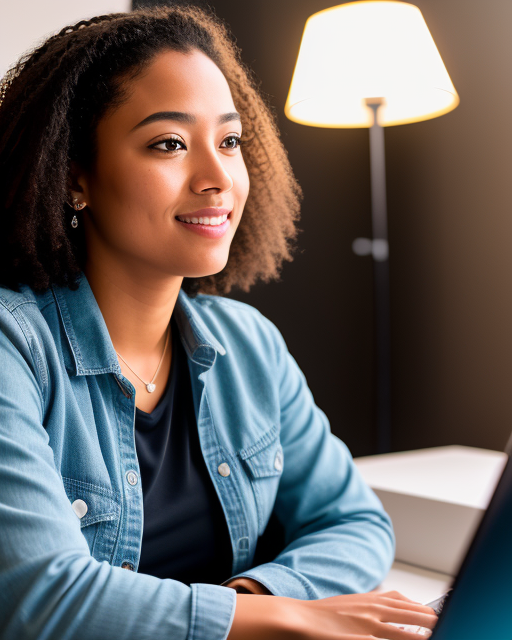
top-left (130, 111), bottom-right (241, 131)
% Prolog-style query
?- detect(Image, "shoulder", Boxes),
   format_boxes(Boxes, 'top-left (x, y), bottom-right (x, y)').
top-left (184, 292), bottom-right (287, 360)
top-left (191, 293), bottom-right (269, 325)
top-left (0, 282), bottom-right (53, 336)
top-left (0, 282), bottom-right (38, 311)
top-left (0, 283), bottom-right (52, 391)
top-left (0, 283), bottom-right (46, 334)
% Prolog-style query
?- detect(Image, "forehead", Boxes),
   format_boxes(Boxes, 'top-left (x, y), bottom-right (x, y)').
top-left (107, 48), bottom-right (236, 130)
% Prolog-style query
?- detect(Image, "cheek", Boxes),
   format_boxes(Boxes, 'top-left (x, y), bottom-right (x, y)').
top-left (90, 148), bottom-right (184, 215)
top-left (234, 160), bottom-right (250, 206)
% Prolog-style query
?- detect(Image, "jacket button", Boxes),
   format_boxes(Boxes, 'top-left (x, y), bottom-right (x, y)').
top-left (126, 470), bottom-right (138, 486)
top-left (71, 499), bottom-right (88, 519)
top-left (238, 537), bottom-right (249, 550)
top-left (274, 450), bottom-right (283, 472)
top-left (121, 562), bottom-right (134, 570)
top-left (218, 462), bottom-right (231, 477)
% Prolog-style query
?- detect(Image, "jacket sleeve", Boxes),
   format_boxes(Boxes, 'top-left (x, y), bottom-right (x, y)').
top-left (0, 303), bottom-right (236, 640)
top-left (223, 315), bottom-right (395, 600)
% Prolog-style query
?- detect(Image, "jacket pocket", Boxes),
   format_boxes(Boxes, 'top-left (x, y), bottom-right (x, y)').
top-left (238, 425), bottom-right (284, 537)
top-left (62, 476), bottom-right (121, 563)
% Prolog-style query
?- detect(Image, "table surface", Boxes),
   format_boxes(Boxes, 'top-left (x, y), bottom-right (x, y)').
top-left (355, 445), bottom-right (506, 508)
top-left (376, 561), bottom-right (453, 605)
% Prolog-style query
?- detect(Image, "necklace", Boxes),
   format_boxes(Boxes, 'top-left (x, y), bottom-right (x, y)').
top-left (115, 324), bottom-right (170, 393)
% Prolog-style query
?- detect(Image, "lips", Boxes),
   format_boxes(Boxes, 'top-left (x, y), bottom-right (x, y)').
top-left (175, 208), bottom-right (232, 238)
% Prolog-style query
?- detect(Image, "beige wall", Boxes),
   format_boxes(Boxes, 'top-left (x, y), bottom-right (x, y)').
top-left (0, 0), bottom-right (130, 77)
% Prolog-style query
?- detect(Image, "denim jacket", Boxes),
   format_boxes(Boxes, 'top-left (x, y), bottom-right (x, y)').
top-left (0, 271), bottom-right (394, 640)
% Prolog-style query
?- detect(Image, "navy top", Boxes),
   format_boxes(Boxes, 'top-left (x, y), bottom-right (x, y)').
top-left (134, 316), bottom-right (233, 585)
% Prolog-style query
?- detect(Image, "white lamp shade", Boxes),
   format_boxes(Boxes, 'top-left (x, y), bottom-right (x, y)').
top-left (284, 0), bottom-right (459, 128)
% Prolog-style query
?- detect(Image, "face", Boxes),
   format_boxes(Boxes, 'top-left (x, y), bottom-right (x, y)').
top-left (75, 48), bottom-right (250, 281)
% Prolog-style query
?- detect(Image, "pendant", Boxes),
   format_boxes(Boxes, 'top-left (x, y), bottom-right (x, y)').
top-left (146, 383), bottom-right (156, 393)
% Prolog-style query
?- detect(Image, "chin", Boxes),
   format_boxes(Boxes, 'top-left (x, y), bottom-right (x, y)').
top-left (182, 258), bottom-right (229, 279)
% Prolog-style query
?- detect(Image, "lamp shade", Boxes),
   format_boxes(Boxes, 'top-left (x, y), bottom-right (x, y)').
top-left (284, 0), bottom-right (459, 127)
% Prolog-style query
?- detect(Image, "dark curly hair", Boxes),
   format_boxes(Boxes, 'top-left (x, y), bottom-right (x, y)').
top-left (0, 4), bottom-right (302, 296)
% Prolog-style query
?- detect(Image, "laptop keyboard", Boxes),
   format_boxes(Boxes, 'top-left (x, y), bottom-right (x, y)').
top-left (388, 623), bottom-right (431, 635)
top-left (425, 591), bottom-right (451, 616)
top-left (391, 624), bottom-right (432, 635)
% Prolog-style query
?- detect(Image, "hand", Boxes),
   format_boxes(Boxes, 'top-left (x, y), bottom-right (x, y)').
top-left (294, 590), bottom-right (438, 639)
top-left (224, 577), bottom-right (273, 595)
top-left (227, 589), bottom-right (438, 640)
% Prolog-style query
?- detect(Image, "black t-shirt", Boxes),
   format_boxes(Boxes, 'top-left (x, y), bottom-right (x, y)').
top-left (134, 316), bottom-right (233, 585)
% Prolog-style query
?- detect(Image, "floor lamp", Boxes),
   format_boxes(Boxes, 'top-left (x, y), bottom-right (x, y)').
top-left (284, 0), bottom-right (459, 453)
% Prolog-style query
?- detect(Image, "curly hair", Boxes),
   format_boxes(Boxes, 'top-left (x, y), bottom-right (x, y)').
top-left (0, 4), bottom-right (302, 296)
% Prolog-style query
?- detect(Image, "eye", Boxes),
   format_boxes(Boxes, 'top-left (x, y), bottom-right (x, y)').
top-left (148, 136), bottom-right (186, 153)
top-left (148, 134), bottom-right (244, 154)
top-left (221, 135), bottom-right (243, 150)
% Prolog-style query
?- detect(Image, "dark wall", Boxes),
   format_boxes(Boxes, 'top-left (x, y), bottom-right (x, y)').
top-left (134, 0), bottom-right (512, 456)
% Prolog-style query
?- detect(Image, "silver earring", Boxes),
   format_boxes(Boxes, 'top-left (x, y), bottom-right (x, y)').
top-left (71, 196), bottom-right (86, 211)
top-left (68, 196), bottom-right (85, 228)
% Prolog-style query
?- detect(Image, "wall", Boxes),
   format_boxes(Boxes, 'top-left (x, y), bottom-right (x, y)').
top-left (0, 0), bottom-right (130, 76)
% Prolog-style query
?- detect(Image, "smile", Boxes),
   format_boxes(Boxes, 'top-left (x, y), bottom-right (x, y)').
top-left (175, 212), bottom-right (231, 238)
top-left (176, 213), bottom-right (229, 226)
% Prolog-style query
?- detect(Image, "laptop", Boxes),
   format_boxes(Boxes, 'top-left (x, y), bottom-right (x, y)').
top-left (398, 434), bottom-right (512, 638)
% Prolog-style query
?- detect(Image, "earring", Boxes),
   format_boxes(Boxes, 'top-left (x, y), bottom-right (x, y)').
top-left (69, 196), bottom-right (85, 228)
top-left (72, 197), bottom-right (86, 211)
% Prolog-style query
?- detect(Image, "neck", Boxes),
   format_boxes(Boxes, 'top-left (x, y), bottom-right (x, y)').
top-left (83, 256), bottom-right (183, 370)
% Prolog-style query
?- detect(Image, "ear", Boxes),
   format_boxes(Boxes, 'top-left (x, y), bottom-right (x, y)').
top-left (67, 160), bottom-right (89, 201)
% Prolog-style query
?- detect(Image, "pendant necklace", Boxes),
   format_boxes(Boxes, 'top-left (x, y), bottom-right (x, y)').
top-left (115, 323), bottom-right (170, 393)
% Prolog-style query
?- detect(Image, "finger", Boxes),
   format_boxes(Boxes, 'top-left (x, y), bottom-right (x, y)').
top-left (380, 590), bottom-right (423, 604)
top-left (374, 621), bottom-right (432, 640)
top-left (380, 597), bottom-right (437, 616)
top-left (377, 605), bottom-right (438, 629)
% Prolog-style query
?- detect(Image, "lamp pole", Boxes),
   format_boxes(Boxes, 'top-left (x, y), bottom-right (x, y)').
top-left (365, 98), bottom-right (391, 454)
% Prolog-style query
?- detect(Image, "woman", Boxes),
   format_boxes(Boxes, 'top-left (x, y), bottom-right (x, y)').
top-left (0, 5), bottom-right (437, 639)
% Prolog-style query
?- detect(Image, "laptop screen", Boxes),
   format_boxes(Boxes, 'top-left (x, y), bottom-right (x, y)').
top-left (432, 455), bottom-right (512, 639)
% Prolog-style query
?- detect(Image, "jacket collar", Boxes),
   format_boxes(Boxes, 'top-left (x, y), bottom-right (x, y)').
top-left (51, 271), bottom-right (225, 376)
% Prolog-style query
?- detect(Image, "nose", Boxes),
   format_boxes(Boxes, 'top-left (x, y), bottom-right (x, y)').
top-left (189, 148), bottom-right (234, 195)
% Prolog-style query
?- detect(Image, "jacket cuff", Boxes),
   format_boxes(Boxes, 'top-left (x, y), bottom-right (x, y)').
top-left (222, 562), bottom-right (317, 600)
top-left (189, 583), bottom-right (237, 640)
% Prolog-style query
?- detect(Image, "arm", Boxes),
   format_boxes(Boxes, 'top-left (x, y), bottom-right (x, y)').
top-left (0, 304), bottom-right (236, 640)
top-left (225, 317), bottom-right (395, 600)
